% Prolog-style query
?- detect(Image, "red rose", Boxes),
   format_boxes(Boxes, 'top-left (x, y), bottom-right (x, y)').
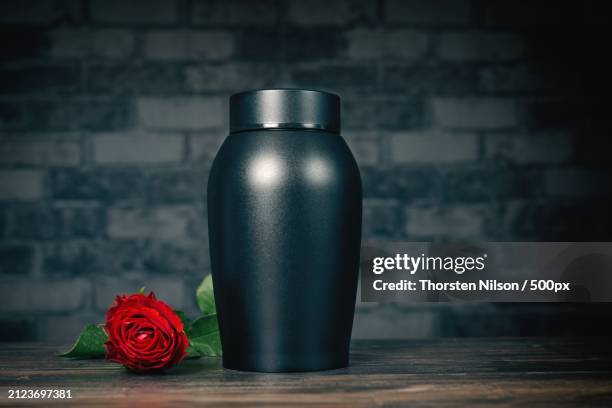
top-left (104, 292), bottom-right (189, 373)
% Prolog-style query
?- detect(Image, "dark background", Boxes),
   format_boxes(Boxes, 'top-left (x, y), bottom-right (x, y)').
top-left (1, 0), bottom-right (611, 342)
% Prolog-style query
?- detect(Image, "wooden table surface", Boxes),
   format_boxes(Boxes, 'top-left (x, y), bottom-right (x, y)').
top-left (1, 338), bottom-right (611, 407)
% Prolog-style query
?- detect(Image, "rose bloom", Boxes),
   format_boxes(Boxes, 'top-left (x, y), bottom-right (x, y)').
top-left (104, 292), bottom-right (189, 373)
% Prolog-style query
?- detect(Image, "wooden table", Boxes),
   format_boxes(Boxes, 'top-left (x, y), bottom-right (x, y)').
top-left (1, 338), bottom-right (611, 407)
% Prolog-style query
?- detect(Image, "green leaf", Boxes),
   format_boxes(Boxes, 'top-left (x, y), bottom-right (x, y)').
top-left (59, 324), bottom-right (107, 358)
top-left (192, 276), bottom-right (222, 357)
top-left (175, 310), bottom-right (192, 331)
top-left (187, 314), bottom-right (222, 357)
top-left (185, 344), bottom-right (202, 359)
top-left (196, 274), bottom-right (216, 315)
top-left (190, 331), bottom-right (222, 357)
top-left (189, 314), bottom-right (219, 337)
top-left (138, 286), bottom-right (145, 294)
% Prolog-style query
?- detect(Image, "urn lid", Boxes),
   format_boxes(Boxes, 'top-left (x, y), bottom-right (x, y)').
top-left (229, 89), bottom-right (340, 134)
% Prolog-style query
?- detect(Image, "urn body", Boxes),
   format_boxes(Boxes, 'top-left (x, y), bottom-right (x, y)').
top-left (207, 89), bottom-right (362, 372)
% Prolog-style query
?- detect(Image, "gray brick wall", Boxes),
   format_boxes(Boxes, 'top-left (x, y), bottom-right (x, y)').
top-left (1, 0), bottom-right (611, 342)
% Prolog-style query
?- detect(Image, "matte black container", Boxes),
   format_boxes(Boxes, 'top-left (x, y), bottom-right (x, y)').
top-left (207, 89), bottom-right (362, 372)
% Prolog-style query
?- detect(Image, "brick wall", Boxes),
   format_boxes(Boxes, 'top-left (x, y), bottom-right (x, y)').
top-left (1, 0), bottom-right (611, 341)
